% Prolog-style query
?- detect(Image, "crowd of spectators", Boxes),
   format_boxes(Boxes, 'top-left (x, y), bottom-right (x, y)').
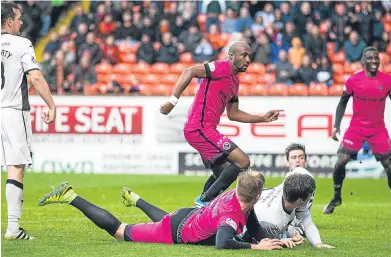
top-left (38, 0), bottom-right (391, 95)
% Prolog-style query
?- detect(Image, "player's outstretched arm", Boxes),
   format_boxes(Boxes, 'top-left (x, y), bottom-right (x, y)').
top-left (29, 69), bottom-right (56, 123)
top-left (215, 226), bottom-right (283, 250)
top-left (226, 101), bottom-right (283, 123)
top-left (296, 211), bottom-right (334, 248)
top-left (333, 91), bottom-right (351, 141)
top-left (160, 64), bottom-right (207, 115)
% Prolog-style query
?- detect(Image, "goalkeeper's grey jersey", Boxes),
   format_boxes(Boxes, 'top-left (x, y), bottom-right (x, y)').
top-left (1, 33), bottom-right (40, 110)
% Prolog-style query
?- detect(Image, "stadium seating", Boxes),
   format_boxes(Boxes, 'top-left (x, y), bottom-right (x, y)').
top-left (289, 83), bottom-right (309, 96)
top-left (328, 84), bottom-right (344, 96)
top-left (309, 83), bottom-right (329, 96)
top-left (269, 84), bottom-right (289, 96)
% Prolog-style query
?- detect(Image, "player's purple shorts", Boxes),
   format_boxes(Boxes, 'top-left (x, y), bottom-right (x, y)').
top-left (124, 214), bottom-right (174, 244)
top-left (184, 128), bottom-right (237, 168)
top-left (339, 126), bottom-right (391, 160)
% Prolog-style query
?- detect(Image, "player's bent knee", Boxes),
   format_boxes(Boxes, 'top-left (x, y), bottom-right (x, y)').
top-left (114, 223), bottom-right (127, 241)
top-left (336, 153), bottom-right (351, 166)
top-left (380, 158), bottom-right (390, 170)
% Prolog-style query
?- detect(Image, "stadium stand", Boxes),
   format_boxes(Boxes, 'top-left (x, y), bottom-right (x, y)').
top-left (33, 1), bottom-right (391, 96)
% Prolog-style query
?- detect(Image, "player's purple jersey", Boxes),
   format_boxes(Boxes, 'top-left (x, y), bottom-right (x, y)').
top-left (345, 70), bottom-right (391, 128)
top-left (184, 60), bottom-right (239, 130)
top-left (180, 189), bottom-right (249, 244)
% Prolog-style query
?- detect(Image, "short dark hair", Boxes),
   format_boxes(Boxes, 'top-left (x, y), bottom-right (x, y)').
top-left (285, 143), bottom-right (307, 161)
top-left (283, 173), bottom-right (315, 203)
top-left (1, 1), bottom-right (19, 27)
top-left (362, 46), bottom-right (378, 58)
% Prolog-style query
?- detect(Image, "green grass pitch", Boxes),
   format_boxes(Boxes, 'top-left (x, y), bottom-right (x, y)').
top-left (1, 173), bottom-right (390, 257)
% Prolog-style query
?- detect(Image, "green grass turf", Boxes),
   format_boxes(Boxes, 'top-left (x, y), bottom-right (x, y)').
top-left (1, 173), bottom-right (391, 257)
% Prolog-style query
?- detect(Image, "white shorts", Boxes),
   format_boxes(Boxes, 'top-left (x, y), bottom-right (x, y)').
top-left (1, 108), bottom-right (32, 167)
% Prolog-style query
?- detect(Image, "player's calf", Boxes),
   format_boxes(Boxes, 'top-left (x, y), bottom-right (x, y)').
top-left (380, 157), bottom-right (391, 189)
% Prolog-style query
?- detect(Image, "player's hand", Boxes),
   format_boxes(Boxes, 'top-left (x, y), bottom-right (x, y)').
top-left (332, 127), bottom-right (340, 141)
top-left (42, 107), bottom-right (56, 124)
top-left (261, 110), bottom-right (284, 123)
top-left (280, 238), bottom-right (296, 248)
top-left (160, 101), bottom-right (175, 115)
top-left (315, 243), bottom-right (335, 249)
top-left (253, 238), bottom-right (283, 250)
top-left (292, 233), bottom-right (304, 246)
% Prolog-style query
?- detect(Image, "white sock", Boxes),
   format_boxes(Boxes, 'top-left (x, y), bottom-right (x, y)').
top-left (6, 179), bottom-right (23, 233)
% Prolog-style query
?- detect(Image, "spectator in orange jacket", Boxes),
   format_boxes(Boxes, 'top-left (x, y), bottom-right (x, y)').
top-left (289, 37), bottom-right (306, 68)
top-left (99, 13), bottom-right (117, 36)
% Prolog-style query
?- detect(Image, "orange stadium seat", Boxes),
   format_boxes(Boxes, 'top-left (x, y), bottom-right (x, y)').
top-left (384, 63), bottom-right (391, 73)
top-left (328, 84), bottom-right (344, 96)
top-left (269, 83), bottom-right (289, 96)
top-left (183, 83), bottom-right (199, 96)
top-left (344, 62), bottom-right (362, 74)
top-left (289, 83), bottom-right (308, 96)
top-left (239, 73), bottom-right (256, 86)
top-left (95, 63), bottom-right (113, 75)
top-left (238, 85), bottom-right (250, 96)
top-left (150, 84), bottom-right (171, 96)
top-left (170, 62), bottom-right (187, 74)
top-left (141, 74), bottom-right (162, 85)
top-left (151, 62), bottom-right (170, 74)
top-left (332, 63), bottom-right (344, 75)
top-left (119, 53), bottom-right (136, 64)
top-left (379, 52), bottom-right (390, 65)
top-left (247, 63), bottom-right (266, 75)
top-left (131, 62), bottom-right (151, 75)
top-left (331, 51), bottom-right (345, 64)
top-left (119, 74), bottom-right (137, 86)
top-left (309, 83), bottom-right (328, 96)
top-left (161, 73), bottom-right (179, 85)
top-left (84, 84), bottom-right (99, 95)
top-left (113, 63), bottom-right (132, 74)
top-left (258, 73), bottom-right (276, 84)
top-left (333, 74), bottom-right (346, 84)
top-left (327, 42), bottom-right (336, 59)
top-left (248, 84), bottom-right (269, 96)
top-left (97, 74), bottom-right (111, 84)
top-left (179, 52), bottom-right (194, 64)
top-left (138, 85), bottom-right (152, 96)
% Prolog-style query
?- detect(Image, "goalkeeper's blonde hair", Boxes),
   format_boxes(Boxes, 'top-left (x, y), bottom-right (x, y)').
top-left (236, 170), bottom-right (265, 203)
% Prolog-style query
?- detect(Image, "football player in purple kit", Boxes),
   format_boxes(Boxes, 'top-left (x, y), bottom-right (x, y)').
top-left (324, 47), bottom-right (391, 214)
top-left (160, 41), bottom-right (283, 207)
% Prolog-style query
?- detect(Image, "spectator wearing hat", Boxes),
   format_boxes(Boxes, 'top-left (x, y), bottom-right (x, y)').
top-left (271, 33), bottom-right (290, 63)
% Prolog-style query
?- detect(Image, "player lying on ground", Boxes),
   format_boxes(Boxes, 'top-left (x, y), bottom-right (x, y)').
top-left (38, 171), bottom-right (301, 250)
top-left (324, 46), bottom-right (391, 214)
top-left (235, 167), bottom-right (334, 249)
top-left (1, 1), bottom-right (56, 240)
top-left (160, 41), bottom-right (283, 207)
